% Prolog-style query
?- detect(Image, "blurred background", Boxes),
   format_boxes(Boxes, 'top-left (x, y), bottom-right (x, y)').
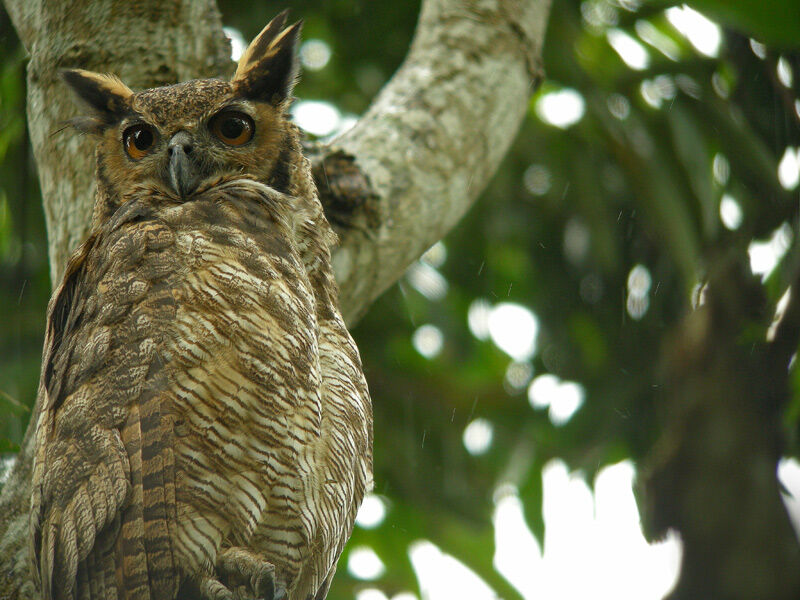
top-left (2, 1), bottom-right (800, 598)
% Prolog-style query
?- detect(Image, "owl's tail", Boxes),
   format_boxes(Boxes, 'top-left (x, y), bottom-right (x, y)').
top-left (113, 388), bottom-right (180, 600)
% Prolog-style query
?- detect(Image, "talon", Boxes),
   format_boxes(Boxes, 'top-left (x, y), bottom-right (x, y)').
top-left (250, 561), bottom-right (276, 598)
top-left (197, 575), bottom-right (235, 600)
top-left (216, 546), bottom-right (286, 600)
top-left (273, 584), bottom-right (288, 600)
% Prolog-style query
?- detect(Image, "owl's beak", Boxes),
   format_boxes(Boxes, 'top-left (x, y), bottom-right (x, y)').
top-left (168, 131), bottom-right (199, 198)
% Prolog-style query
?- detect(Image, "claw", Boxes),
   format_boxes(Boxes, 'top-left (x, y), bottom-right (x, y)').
top-left (197, 575), bottom-right (235, 600)
top-left (216, 546), bottom-right (287, 600)
top-left (274, 586), bottom-right (288, 600)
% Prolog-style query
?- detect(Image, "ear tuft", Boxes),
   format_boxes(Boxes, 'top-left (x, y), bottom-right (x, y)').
top-left (232, 12), bottom-right (302, 105)
top-left (61, 69), bottom-right (133, 132)
top-left (234, 9), bottom-right (290, 78)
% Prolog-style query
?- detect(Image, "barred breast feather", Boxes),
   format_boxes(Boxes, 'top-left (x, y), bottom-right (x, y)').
top-left (30, 177), bottom-right (373, 600)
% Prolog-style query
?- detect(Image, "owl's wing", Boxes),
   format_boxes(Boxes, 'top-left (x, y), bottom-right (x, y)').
top-left (285, 208), bottom-right (374, 599)
top-left (300, 314), bottom-right (373, 599)
top-left (30, 203), bottom-right (180, 600)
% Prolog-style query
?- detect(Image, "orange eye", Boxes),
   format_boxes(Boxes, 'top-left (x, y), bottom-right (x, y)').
top-left (210, 112), bottom-right (254, 146)
top-left (123, 124), bottom-right (156, 160)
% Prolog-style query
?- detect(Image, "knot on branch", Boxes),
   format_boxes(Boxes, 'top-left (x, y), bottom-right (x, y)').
top-left (305, 144), bottom-right (381, 232)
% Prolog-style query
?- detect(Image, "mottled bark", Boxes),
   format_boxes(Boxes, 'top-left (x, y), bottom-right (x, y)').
top-left (5, 0), bottom-right (233, 287)
top-left (324, 0), bottom-right (548, 323)
top-left (0, 0), bottom-right (551, 596)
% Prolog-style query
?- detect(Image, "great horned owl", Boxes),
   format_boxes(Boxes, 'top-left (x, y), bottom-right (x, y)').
top-left (29, 11), bottom-right (372, 600)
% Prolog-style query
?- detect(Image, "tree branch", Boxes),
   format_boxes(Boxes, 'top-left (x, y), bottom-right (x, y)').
top-left (324, 0), bottom-right (548, 322)
top-left (0, 0), bottom-right (551, 596)
top-left (3, 0), bottom-right (233, 288)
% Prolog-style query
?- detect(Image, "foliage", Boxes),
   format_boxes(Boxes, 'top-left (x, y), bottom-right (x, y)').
top-left (0, 7), bottom-right (48, 451)
top-left (1, 0), bottom-right (799, 598)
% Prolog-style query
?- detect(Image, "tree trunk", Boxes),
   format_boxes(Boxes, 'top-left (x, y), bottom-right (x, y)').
top-left (0, 0), bottom-right (551, 596)
top-left (638, 257), bottom-right (800, 599)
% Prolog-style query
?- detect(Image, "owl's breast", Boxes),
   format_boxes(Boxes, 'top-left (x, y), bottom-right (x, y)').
top-left (83, 185), bottom-right (369, 592)
top-left (145, 195), bottom-right (325, 559)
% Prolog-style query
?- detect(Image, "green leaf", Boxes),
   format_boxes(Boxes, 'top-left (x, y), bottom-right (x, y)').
top-left (685, 0), bottom-right (800, 47)
top-left (519, 456), bottom-right (546, 545)
top-left (666, 101), bottom-right (718, 240)
top-left (643, 0), bottom-right (800, 47)
top-left (593, 102), bottom-right (701, 290)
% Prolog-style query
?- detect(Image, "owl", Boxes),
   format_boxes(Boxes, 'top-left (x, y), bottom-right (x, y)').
top-left (29, 11), bottom-right (372, 600)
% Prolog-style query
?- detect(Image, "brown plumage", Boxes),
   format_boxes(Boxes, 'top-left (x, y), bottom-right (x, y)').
top-left (29, 12), bottom-right (372, 600)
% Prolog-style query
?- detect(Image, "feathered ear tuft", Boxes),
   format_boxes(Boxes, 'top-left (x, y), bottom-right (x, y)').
top-left (61, 69), bottom-right (133, 134)
top-left (232, 11), bottom-right (302, 105)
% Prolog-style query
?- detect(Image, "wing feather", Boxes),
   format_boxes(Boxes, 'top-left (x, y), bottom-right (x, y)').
top-left (30, 200), bottom-right (180, 599)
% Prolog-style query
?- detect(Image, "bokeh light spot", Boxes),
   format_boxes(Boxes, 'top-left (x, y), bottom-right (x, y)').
top-left (535, 88), bottom-right (586, 129)
top-left (300, 39), bottom-right (332, 71)
top-left (523, 164), bottom-right (552, 196)
top-left (412, 324), bottom-right (444, 359)
top-left (720, 194), bottom-right (743, 230)
top-left (409, 541), bottom-right (496, 600)
top-left (564, 218), bottom-right (591, 265)
top-left (406, 262), bottom-right (448, 301)
top-left (356, 590), bottom-right (388, 600)
top-left (488, 303), bottom-right (539, 361)
top-left (390, 593), bottom-right (418, 600)
top-left (529, 374), bottom-right (585, 424)
top-left (348, 547), bottom-right (386, 580)
top-left (627, 264), bottom-right (652, 296)
top-left (712, 153), bottom-right (730, 184)
top-left (528, 373), bottom-right (560, 409)
top-left (549, 381), bottom-right (585, 425)
top-left (356, 494), bottom-right (387, 529)
top-left (626, 264), bottom-right (652, 320)
top-left (750, 38), bottom-right (767, 59)
top-left (635, 20), bottom-right (680, 60)
top-left (291, 101), bottom-right (341, 136)
top-left (777, 56), bottom-right (793, 88)
top-left (421, 241), bottom-right (447, 268)
top-left (463, 418), bottom-right (494, 455)
top-left (224, 27), bottom-right (247, 62)
top-left (779, 458), bottom-right (800, 537)
top-left (504, 361), bottom-right (533, 394)
top-left (749, 223), bottom-right (793, 279)
top-left (607, 94), bottom-right (631, 120)
top-left (467, 299), bottom-right (492, 341)
top-left (666, 6), bottom-right (721, 57)
top-left (778, 147), bottom-right (800, 190)
top-left (607, 29), bottom-right (650, 70)
top-left (626, 294), bottom-right (650, 321)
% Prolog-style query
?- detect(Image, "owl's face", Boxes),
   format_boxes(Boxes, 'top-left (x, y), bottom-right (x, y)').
top-left (95, 79), bottom-right (288, 200)
top-left (63, 11), bottom-right (301, 211)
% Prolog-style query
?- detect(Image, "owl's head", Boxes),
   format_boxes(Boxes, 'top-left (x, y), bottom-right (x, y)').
top-left (63, 11), bottom-right (305, 221)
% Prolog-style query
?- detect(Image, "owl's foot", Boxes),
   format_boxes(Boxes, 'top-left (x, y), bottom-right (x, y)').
top-left (215, 546), bottom-right (287, 600)
top-left (197, 576), bottom-right (235, 600)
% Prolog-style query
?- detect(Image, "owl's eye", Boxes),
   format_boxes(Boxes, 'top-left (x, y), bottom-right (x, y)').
top-left (123, 124), bottom-right (157, 160)
top-left (210, 112), bottom-right (254, 146)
